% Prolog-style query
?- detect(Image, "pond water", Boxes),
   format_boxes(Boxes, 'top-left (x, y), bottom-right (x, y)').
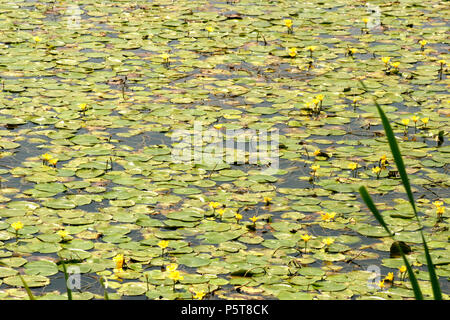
top-left (0, 0), bottom-right (448, 300)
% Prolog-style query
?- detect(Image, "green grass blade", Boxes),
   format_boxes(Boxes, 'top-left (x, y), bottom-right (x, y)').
top-left (358, 186), bottom-right (392, 236)
top-left (359, 186), bottom-right (424, 299)
top-left (421, 232), bottom-right (442, 300)
top-left (19, 275), bottom-right (36, 300)
top-left (100, 277), bottom-right (109, 300)
top-left (61, 261), bottom-right (73, 300)
top-left (375, 104), bottom-right (418, 217)
top-left (397, 246), bottom-right (424, 300)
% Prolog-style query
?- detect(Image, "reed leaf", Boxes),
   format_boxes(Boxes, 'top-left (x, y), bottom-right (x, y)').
top-left (19, 274), bottom-right (36, 300)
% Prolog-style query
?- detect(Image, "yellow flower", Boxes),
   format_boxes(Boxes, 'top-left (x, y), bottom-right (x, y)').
top-left (362, 18), bottom-right (369, 24)
top-left (419, 40), bottom-right (427, 47)
top-left (284, 19), bottom-right (293, 29)
top-left (311, 164), bottom-right (320, 172)
top-left (320, 212), bottom-right (336, 222)
top-left (391, 62), bottom-right (400, 69)
top-left (166, 263), bottom-right (178, 272)
top-left (235, 213), bottom-right (243, 221)
top-left (411, 115), bottom-right (419, 123)
top-left (421, 117), bottom-right (429, 125)
top-left (312, 98), bottom-right (320, 106)
top-left (193, 290), bottom-right (206, 300)
top-left (401, 118), bottom-right (410, 126)
top-left (213, 124), bottom-right (223, 130)
top-left (208, 201), bottom-right (221, 209)
top-left (436, 206), bottom-right (445, 216)
top-left (323, 238), bottom-right (334, 246)
top-left (33, 36), bottom-right (41, 43)
top-left (378, 280), bottom-right (385, 289)
top-left (288, 47), bottom-right (297, 57)
top-left (48, 158), bottom-right (58, 166)
top-left (79, 103), bottom-right (87, 111)
top-left (306, 45), bottom-right (317, 52)
top-left (385, 272), bottom-right (394, 281)
top-left (263, 196), bottom-right (272, 204)
top-left (381, 57), bottom-right (391, 65)
top-left (206, 26), bottom-right (214, 33)
top-left (160, 53), bottom-right (170, 61)
top-left (57, 230), bottom-right (68, 238)
top-left (158, 240), bottom-right (169, 249)
top-left (372, 166), bottom-right (381, 174)
top-left (348, 48), bottom-right (357, 55)
top-left (399, 265), bottom-right (407, 273)
top-left (433, 201), bottom-right (443, 208)
top-left (438, 60), bottom-right (446, 65)
top-left (11, 221), bottom-right (24, 231)
top-left (249, 215), bottom-right (258, 223)
top-left (380, 154), bottom-right (387, 162)
top-left (42, 153), bottom-right (52, 162)
top-left (168, 270), bottom-right (184, 282)
top-left (348, 162), bottom-right (358, 170)
top-left (301, 234), bottom-right (311, 242)
top-left (216, 208), bottom-right (225, 217)
top-left (313, 149), bottom-right (321, 156)
top-left (113, 254), bottom-right (124, 269)
top-left (316, 94), bottom-right (324, 101)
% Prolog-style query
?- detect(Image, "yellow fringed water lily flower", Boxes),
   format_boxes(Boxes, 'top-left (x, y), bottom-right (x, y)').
top-left (206, 26), bottom-right (214, 33)
top-left (158, 240), bottom-right (169, 249)
top-left (348, 162), bottom-right (358, 170)
top-left (311, 164), bottom-right (320, 172)
top-left (42, 153), bottom-right (52, 162)
top-left (235, 213), bottom-right (243, 222)
top-left (48, 158), bottom-right (58, 166)
top-left (391, 62), bottom-right (400, 69)
top-left (284, 19), bottom-right (293, 28)
top-left (249, 215), bottom-right (258, 223)
top-left (313, 149), bottom-right (321, 156)
top-left (306, 45), bottom-right (317, 52)
top-left (437, 206), bottom-right (445, 216)
top-left (113, 253), bottom-right (124, 269)
top-left (372, 166), bottom-right (381, 174)
top-left (57, 230), bottom-right (69, 238)
top-left (168, 270), bottom-right (184, 282)
top-left (216, 208), bottom-right (225, 217)
top-left (401, 118), bottom-right (410, 126)
top-left (263, 196), bottom-right (272, 204)
top-left (421, 117), bottom-right (429, 125)
top-left (385, 272), bottom-right (394, 282)
top-left (193, 290), bottom-right (206, 300)
top-left (208, 201), bottom-right (221, 209)
top-left (381, 56), bottom-right (391, 65)
top-left (411, 115), bottom-right (419, 123)
top-left (288, 47), bottom-right (297, 57)
top-left (161, 53), bottom-right (170, 61)
top-left (433, 201), bottom-right (443, 208)
top-left (33, 36), bottom-right (41, 43)
top-left (79, 103), bottom-right (87, 111)
top-left (378, 280), bottom-right (385, 289)
top-left (419, 40), bottom-right (427, 48)
top-left (11, 221), bottom-right (24, 231)
top-left (323, 238), bottom-right (334, 246)
top-left (301, 234), bottom-right (311, 242)
top-left (316, 94), bottom-right (324, 101)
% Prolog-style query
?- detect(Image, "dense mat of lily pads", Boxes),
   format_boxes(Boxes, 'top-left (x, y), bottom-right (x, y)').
top-left (0, 0), bottom-right (448, 300)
